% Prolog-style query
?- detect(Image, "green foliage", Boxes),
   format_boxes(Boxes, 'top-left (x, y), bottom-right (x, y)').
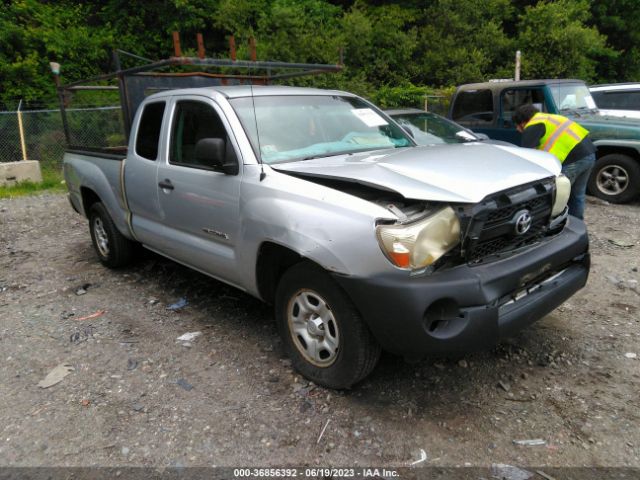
top-left (0, 166), bottom-right (65, 198)
top-left (373, 84), bottom-right (431, 109)
top-left (516, 0), bottom-right (615, 82)
top-left (416, 0), bottom-right (516, 85)
top-left (370, 84), bottom-right (455, 115)
top-left (0, 0), bottom-right (115, 104)
top-left (215, 0), bottom-right (267, 35)
top-left (254, 0), bottom-right (343, 63)
top-left (0, 0), bottom-right (636, 109)
top-left (589, 0), bottom-right (640, 82)
top-left (341, 3), bottom-right (419, 85)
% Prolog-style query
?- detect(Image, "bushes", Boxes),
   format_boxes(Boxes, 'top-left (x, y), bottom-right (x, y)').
top-left (371, 84), bottom-right (457, 115)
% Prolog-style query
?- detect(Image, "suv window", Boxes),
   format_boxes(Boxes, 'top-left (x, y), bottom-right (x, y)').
top-left (591, 90), bottom-right (640, 110)
top-left (501, 88), bottom-right (547, 126)
top-left (170, 100), bottom-right (235, 168)
top-left (135, 102), bottom-right (165, 161)
top-left (451, 89), bottom-right (494, 126)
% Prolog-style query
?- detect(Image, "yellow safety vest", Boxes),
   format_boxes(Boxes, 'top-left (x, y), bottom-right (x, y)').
top-left (525, 113), bottom-right (589, 163)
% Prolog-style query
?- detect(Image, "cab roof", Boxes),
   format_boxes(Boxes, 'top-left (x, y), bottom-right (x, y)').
top-left (147, 85), bottom-right (355, 100)
top-left (456, 79), bottom-right (586, 91)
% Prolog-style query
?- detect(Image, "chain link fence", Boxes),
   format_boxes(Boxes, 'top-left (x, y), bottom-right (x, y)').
top-left (424, 95), bottom-right (449, 116)
top-left (0, 103), bottom-right (124, 170)
top-left (0, 108), bottom-right (23, 164)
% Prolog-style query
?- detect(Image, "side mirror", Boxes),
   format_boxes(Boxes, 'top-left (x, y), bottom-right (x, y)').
top-left (194, 138), bottom-right (239, 175)
top-left (474, 132), bottom-right (490, 140)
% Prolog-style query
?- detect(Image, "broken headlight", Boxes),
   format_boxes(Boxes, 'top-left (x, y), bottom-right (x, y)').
top-left (376, 207), bottom-right (461, 270)
top-left (552, 174), bottom-right (571, 217)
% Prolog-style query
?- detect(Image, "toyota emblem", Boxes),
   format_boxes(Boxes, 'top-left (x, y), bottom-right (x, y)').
top-left (513, 210), bottom-right (532, 236)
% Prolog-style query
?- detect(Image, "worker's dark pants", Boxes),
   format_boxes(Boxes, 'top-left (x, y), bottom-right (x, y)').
top-left (562, 153), bottom-right (596, 220)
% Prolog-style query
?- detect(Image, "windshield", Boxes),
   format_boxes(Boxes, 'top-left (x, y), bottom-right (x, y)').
top-left (390, 112), bottom-right (478, 145)
top-left (549, 83), bottom-right (598, 113)
top-left (229, 95), bottom-right (412, 164)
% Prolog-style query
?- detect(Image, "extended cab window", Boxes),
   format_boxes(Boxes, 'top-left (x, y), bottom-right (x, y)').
top-left (170, 100), bottom-right (235, 168)
top-left (451, 89), bottom-right (494, 126)
top-left (135, 102), bottom-right (166, 161)
top-left (501, 89), bottom-right (547, 126)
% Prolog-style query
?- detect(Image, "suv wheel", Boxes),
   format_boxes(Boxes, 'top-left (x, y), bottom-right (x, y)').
top-left (588, 154), bottom-right (640, 204)
top-left (275, 262), bottom-right (381, 389)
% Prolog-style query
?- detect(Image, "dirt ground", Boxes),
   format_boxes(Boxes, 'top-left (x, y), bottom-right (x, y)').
top-left (0, 192), bottom-right (639, 472)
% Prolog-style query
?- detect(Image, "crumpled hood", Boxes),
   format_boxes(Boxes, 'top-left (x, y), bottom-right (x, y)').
top-left (271, 143), bottom-right (560, 203)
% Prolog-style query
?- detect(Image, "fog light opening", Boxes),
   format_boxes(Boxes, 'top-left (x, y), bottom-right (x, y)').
top-left (428, 319), bottom-right (447, 333)
top-left (424, 298), bottom-right (460, 333)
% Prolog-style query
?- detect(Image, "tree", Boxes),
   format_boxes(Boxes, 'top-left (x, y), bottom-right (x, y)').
top-left (0, 0), bottom-right (114, 104)
top-left (414, 0), bottom-right (516, 86)
top-left (341, 3), bottom-right (419, 86)
top-left (515, 0), bottom-right (615, 81)
top-left (0, 0), bottom-right (634, 106)
top-left (253, 0), bottom-right (343, 64)
top-left (590, 0), bottom-right (640, 82)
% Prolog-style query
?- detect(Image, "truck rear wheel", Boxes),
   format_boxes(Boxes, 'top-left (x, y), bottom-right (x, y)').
top-left (588, 154), bottom-right (640, 204)
top-left (88, 202), bottom-right (135, 268)
top-left (275, 262), bottom-right (381, 389)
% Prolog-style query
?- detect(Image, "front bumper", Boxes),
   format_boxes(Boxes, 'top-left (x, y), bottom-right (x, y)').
top-left (334, 217), bottom-right (590, 358)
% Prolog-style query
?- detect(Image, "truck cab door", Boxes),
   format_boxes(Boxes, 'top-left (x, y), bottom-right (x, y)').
top-left (154, 96), bottom-right (243, 286)
top-left (126, 100), bottom-right (167, 246)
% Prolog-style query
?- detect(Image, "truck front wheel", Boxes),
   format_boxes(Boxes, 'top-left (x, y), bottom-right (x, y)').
top-left (275, 262), bottom-right (381, 389)
top-left (88, 202), bottom-right (135, 268)
top-left (588, 154), bottom-right (640, 204)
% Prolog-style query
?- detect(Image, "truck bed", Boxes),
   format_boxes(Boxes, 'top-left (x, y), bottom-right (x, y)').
top-left (63, 149), bottom-right (132, 240)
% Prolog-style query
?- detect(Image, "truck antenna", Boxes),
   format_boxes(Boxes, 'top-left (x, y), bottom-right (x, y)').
top-left (249, 81), bottom-right (266, 182)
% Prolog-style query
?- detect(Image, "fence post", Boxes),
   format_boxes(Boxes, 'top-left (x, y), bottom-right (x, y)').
top-left (17, 100), bottom-right (28, 161)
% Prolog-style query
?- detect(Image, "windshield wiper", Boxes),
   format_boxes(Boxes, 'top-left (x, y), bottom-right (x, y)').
top-left (559, 108), bottom-right (582, 116)
top-left (302, 153), bottom-right (335, 161)
top-left (301, 147), bottom-right (387, 161)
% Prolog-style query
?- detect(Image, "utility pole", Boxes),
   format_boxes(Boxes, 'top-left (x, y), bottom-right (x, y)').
top-left (515, 50), bottom-right (521, 81)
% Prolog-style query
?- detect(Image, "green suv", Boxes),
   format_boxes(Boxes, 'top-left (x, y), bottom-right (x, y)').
top-left (449, 79), bottom-right (640, 203)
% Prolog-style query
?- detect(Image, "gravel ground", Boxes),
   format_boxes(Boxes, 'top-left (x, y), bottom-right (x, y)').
top-left (0, 193), bottom-right (639, 471)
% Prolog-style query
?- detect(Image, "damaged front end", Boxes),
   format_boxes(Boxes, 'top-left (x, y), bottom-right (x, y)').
top-left (373, 175), bottom-right (572, 275)
top-left (279, 168), bottom-right (571, 276)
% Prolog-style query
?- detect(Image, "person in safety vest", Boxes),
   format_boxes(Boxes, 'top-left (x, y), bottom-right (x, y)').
top-left (513, 104), bottom-right (596, 220)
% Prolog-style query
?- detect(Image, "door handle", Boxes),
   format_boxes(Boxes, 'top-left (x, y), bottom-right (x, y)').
top-left (158, 179), bottom-right (174, 190)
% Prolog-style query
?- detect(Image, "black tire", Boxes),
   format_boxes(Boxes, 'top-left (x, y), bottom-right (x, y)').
top-left (587, 154), bottom-right (640, 204)
top-left (275, 262), bottom-right (381, 389)
top-left (88, 202), bottom-right (136, 268)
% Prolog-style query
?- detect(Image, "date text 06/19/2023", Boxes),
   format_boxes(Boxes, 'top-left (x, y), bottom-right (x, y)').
top-left (232, 467), bottom-right (400, 478)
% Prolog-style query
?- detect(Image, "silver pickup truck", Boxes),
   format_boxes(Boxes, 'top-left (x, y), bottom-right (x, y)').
top-left (64, 85), bottom-right (590, 388)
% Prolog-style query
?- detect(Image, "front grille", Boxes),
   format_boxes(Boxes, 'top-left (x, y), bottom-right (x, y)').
top-left (461, 179), bottom-right (556, 263)
top-left (485, 196), bottom-right (548, 225)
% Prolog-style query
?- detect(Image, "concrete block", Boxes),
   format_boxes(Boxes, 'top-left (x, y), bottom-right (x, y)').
top-left (0, 160), bottom-right (43, 187)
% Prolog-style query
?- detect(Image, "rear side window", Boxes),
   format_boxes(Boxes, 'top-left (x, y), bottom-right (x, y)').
top-left (135, 102), bottom-right (166, 161)
top-left (501, 89), bottom-right (547, 125)
top-left (451, 89), bottom-right (494, 125)
top-left (592, 90), bottom-right (640, 110)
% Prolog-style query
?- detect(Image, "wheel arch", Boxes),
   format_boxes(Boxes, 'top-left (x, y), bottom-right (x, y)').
top-left (592, 140), bottom-right (640, 162)
top-left (255, 242), bottom-right (305, 305)
top-left (80, 187), bottom-right (102, 218)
